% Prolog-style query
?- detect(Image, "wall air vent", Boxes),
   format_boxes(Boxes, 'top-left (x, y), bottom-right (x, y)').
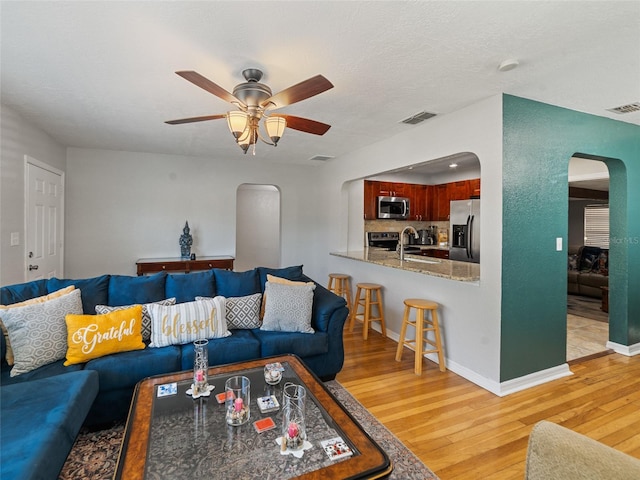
top-left (309, 155), bottom-right (335, 162)
top-left (400, 111), bottom-right (437, 125)
top-left (607, 102), bottom-right (640, 114)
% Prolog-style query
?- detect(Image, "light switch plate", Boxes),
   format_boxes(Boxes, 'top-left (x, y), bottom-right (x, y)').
top-left (10, 232), bottom-right (20, 246)
top-left (556, 237), bottom-right (562, 251)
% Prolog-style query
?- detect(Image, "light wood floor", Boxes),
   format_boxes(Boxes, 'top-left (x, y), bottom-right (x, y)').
top-left (336, 324), bottom-right (640, 479)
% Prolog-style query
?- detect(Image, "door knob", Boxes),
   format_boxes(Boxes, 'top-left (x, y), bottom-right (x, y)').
top-left (29, 265), bottom-right (39, 271)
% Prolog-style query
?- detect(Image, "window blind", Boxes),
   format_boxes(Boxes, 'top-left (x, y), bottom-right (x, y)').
top-left (584, 204), bottom-right (609, 248)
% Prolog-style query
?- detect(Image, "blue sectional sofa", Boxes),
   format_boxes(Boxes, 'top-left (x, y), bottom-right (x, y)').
top-left (1, 370), bottom-right (99, 480)
top-left (1, 266), bottom-right (348, 435)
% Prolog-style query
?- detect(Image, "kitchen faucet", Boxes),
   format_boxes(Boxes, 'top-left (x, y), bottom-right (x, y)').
top-left (399, 226), bottom-right (419, 262)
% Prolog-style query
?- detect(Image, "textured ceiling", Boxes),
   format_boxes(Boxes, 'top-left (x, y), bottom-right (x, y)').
top-left (2, 1), bottom-right (639, 165)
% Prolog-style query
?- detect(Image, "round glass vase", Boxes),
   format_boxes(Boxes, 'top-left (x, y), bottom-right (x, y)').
top-left (225, 375), bottom-right (250, 426)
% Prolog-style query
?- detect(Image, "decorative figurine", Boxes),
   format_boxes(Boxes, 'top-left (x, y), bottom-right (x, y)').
top-left (179, 221), bottom-right (193, 258)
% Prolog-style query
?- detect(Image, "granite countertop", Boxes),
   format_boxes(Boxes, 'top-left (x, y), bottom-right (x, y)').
top-left (330, 249), bottom-right (480, 283)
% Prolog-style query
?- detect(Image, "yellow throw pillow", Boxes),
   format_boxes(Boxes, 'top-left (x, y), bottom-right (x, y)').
top-left (64, 305), bottom-right (144, 366)
top-left (0, 286), bottom-right (75, 366)
top-left (261, 275), bottom-right (315, 318)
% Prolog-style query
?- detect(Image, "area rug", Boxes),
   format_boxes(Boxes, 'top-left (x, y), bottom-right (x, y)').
top-left (567, 294), bottom-right (608, 323)
top-left (59, 380), bottom-right (438, 479)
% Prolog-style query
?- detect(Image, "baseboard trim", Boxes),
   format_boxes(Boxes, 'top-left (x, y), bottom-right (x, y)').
top-left (605, 341), bottom-right (640, 356)
top-left (496, 364), bottom-right (574, 397)
top-left (384, 329), bottom-right (573, 397)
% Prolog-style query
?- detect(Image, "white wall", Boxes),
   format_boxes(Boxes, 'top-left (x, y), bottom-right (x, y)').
top-left (320, 95), bottom-right (505, 389)
top-left (64, 148), bottom-right (325, 278)
top-left (0, 104), bottom-right (67, 286)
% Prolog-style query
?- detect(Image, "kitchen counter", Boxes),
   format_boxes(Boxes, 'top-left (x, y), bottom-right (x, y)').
top-left (330, 249), bottom-right (479, 283)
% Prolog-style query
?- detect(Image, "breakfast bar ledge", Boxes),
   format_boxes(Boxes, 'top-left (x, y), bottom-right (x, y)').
top-left (331, 249), bottom-right (480, 283)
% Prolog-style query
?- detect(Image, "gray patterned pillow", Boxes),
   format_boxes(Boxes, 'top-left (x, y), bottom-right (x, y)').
top-left (260, 282), bottom-right (315, 334)
top-left (197, 293), bottom-right (262, 329)
top-left (95, 298), bottom-right (176, 342)
top-left (2, 289), bottom-right (83, 376)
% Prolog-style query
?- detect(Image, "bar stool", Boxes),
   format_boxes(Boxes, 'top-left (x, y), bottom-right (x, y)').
top-left (395, 299), bottom-right (445, 375)
top-left (327, 273), bottom-right (353, 311)
top-left (350, 283), bottom-right (386, 340)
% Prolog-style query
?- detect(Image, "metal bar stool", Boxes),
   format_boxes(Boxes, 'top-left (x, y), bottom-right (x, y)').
top-left (395, 298), bottom-right (445, 375)
top-left (350, 283), bottom-right (386, 340)
top-left (327, 273), bottom-right (353, 311)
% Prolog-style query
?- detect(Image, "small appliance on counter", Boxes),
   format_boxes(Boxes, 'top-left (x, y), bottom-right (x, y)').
top-left (367, 231), bottom-right (399, 250)
top-left (417, 226), bottom-right (437, 245)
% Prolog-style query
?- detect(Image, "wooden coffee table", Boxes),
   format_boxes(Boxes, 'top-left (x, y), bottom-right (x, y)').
top-left (115, 354), bottom-right (392, 479)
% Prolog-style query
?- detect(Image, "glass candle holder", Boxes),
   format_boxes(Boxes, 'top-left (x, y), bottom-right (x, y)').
top-left (193, 339), bottom-right (209, 395)
top-left (225, 375), bottom-right (250, 426)
top-left (264, 362), bottom-right (283, 385)
top-left (281, 403), bottom-right (307, 451)
top-left (282, 382), bottom-right (306, 414)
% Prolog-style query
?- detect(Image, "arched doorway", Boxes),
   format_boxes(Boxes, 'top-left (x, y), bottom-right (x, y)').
top-left (235, 184), bottom-right (281, 271)
top-left (567, 157), bottom-right (610, 361)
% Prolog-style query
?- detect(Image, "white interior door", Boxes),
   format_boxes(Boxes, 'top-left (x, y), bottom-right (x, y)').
top-left (235, 184), bottom-right (280, 271)
top-left (26, 159), bottom-right (64, 280)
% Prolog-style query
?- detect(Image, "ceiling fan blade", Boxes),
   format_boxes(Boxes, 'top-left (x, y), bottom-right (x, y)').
top-left (165, 114), bottom-right (226, 125)
top-left (272, 114), bottom-right (331, 135)
top-left (175, 71), bottom-right (245, 107)
top-left (261, 75), bottom-right (333, 109)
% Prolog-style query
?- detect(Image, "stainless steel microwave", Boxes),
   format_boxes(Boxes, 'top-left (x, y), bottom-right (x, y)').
top-left (377, 196), bottom-right (410, 219)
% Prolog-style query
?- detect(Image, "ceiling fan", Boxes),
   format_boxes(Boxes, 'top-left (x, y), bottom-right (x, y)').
top-left (166, 68), bottom-right (334, 154)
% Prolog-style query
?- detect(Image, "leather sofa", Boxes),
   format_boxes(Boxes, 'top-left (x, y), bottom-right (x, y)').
top-left (1, 266), bottom-right (348, 429)
top-left (567, 246), bottom-right (608, 298)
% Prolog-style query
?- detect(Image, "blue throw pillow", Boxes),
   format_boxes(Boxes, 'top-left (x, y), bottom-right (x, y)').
top-left (108, 272), bottom-right (167, 306)
top-left (257, 265), bottom-right (304, 290)
top-left (48, 275), bottom-right (110, 314)
top-left (165, 270), bottom-right (216, 303)
top-left (214, 269), bottom-right (260, 297)
top-left (1, 280), bottom-right (48, 305)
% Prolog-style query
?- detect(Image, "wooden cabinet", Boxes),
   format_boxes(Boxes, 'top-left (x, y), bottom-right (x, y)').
top-left (432, 184), bottom-right (450, 221)
top-left (424, 249), bottom-right (450, 259)
top-left (430, 178), bottom-right (481, 221)
top-left (136, 256), bottom-right (234, 276)
top-left (364, 180), bottom-right (428, 220)
top-left (411, 184), bottom-right (428, 221)
top-left (364, 178), bottom-right (479, 222)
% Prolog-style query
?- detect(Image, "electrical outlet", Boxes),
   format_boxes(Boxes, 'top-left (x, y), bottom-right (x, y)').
top-left (556, 237), bottom-right (563, 251)
top-left (10, 232), bottom-right (20, 246)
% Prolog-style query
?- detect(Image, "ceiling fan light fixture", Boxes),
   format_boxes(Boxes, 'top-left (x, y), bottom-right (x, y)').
top-left (265, 116), bottom-right (286, 145)
top-left (227, 111), bottom-right (249, 139)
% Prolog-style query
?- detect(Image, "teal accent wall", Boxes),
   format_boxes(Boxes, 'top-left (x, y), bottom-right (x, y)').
top-left (501, 94), bottom-right (640, 382)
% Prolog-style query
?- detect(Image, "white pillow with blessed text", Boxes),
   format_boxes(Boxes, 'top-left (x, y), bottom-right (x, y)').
top-left (147, 297), bottom-right (230, 347)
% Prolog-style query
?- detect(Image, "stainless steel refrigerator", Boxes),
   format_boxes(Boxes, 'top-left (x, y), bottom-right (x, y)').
top-left (449, 199), bottom-right (480, 263)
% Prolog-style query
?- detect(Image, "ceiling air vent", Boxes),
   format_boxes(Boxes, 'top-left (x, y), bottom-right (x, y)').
top-left (400, 111), bottom-right (437, 125)
top-left (607, 102), bottom-right (640, 114)
top-left (309, 155), bottom-right (335, 162)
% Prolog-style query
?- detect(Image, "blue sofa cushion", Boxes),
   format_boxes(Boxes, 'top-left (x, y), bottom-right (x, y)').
top-left (252, 329), bottom-right (329, 358)
top-left (0, 279), bottom-right (48, 305)
top-left (0, 370), bottom-right (99, 480)
top-left (1, 359), bottom-right (85, 386)
top-left (214, 269), bottom-right (260, 297)
top-left (180, 329), bottom-right (261, 370)
top-left (48, 275), bottom-right (110, 314)
top-left (108, 272), bottom-right (167, 306)
top-left (165, 270), bottom-right (216, 303)
top-left (257, 265), bottom-right (304, 289)
top-left (85, 345), bottom-right (181, 391)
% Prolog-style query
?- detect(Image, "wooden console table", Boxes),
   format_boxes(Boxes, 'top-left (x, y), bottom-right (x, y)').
top-left (136, 256), bottom-right (234, 276)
